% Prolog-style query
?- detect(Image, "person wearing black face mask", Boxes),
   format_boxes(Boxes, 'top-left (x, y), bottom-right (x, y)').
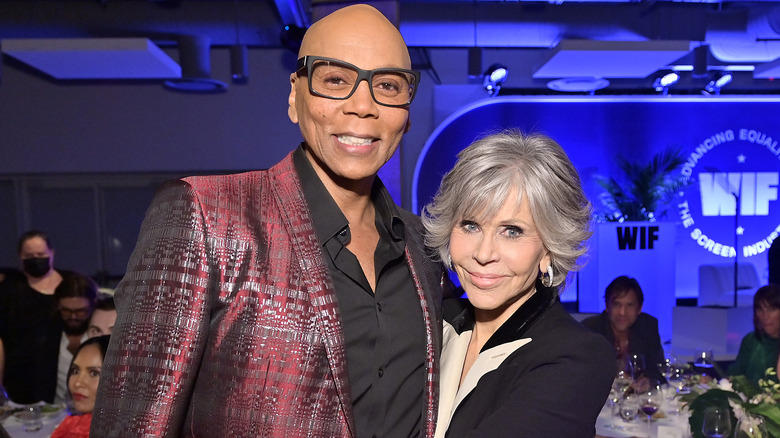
top-left (0, 230), bottom-right (72, 404)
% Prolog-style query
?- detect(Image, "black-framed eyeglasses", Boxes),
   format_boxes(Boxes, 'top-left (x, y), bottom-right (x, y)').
top-left (59, 307), bottom-right (90, 318)
top-left (296, 56), bottom-right (420, 108)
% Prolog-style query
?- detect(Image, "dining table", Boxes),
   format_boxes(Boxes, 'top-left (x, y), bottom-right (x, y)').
top-left (596, 396), bottom-right (693, 438)
top-left (0, 404), bottom-right (68, 438)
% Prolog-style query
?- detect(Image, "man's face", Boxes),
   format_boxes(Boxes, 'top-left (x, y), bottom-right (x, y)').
top-left (59, 297), bottom-right (93, 335)
top-left (606, 289), bottom-right (642, 334)
top-left (87, 309), bottom-right (117, 338)
top-left (288, 5), bottom-right (412, 187)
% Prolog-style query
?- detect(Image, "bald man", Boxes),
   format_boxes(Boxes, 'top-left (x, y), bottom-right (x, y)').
top-left (91, 5), bottom-right (445, 437)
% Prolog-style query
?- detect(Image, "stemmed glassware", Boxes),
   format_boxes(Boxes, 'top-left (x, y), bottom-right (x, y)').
top-left (618, 393), bottom-right (639, 423)
top-left (630, 353), bottom-right (646, 380)
top-left (615, 358), bottom-right (634, 390)
top-left (636, 379), bottom-right (663, 435)
top-left (610, 359), bottom-right (634, 417)
top-left (701, 406), bottom-right (732, 438)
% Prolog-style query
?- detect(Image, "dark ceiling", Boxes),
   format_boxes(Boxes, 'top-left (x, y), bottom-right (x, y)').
top-left (2, 0), bottom-right (780, 94)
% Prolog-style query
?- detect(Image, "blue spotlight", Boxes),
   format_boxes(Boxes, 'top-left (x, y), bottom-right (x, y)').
top-left (704, 73), bottom-right (733, 95)
top-left (483, 63), bottom-right (508, 97)
top-left (652, 72), bottom-right (679, 96)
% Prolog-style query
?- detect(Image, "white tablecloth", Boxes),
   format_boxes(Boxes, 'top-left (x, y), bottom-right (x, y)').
top-left (1, 408), bottom-right (67, 438)
top-left (596, 400), bottom-right (692, 438)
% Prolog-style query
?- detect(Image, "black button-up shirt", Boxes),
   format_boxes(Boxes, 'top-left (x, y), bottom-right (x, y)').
top-left (294, 147), bottom-right (426, 438)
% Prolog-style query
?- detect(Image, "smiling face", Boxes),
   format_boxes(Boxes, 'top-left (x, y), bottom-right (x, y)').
top-left (449, 192), bottom-right (550, 324)
top-left (68, 343), bottom-right (103, 414)
top-left (288, 5), bottom-right (412, 189)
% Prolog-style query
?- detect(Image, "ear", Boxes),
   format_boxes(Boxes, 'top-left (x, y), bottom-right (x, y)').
top-left (288, 73), bottom-right (299, 124)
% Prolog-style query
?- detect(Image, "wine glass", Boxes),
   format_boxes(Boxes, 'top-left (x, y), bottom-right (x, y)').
top-left (694, 348), bottom-right (716, 377)
top-left (657, 351), bottom-right (677, 379)
top-left (660, 382), bottom-right (679, 415)
top-left (614, 360), bottom-right (633, 395)
top-left (618, 393), bottom-right (639, 423)
top-left (637, 379), bottom-right (663, 435)
top-left (606, 386), bottom-right (621, 415)
top-left (701, 406), bottom-right (732, 438)
top-left (630, 353), bottom-right (646, 380)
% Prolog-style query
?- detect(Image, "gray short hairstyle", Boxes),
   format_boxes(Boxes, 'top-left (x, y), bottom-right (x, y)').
top-left (421, 129), bottom-right (592, 290)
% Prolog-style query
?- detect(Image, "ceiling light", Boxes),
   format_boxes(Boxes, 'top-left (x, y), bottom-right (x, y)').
top-left (704, 72), bottom-right (733, 95)
top-left (546, 77), bottom-right (610, 94)
top-left (653, 72), bottom-right (680, 95)
top-left (483, 63), bottom-right (508, 96)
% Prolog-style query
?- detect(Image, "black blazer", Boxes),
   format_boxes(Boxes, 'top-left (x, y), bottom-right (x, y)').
top-left (581, 311), bottom-right (666, 382)
top-left (437, 285), bottom-right (615, 438)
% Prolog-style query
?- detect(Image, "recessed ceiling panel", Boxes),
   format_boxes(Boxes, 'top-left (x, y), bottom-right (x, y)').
top-left (1, 38), bottom-right (181, 79)
top-left (754, 58), bottom-right (780, 79)
top-left (533, 40), bottom-right (692, 79)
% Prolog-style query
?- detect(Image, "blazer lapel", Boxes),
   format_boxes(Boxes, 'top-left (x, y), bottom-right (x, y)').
top-left (267, 152), bottom-right (355, 437)
top-left (453, 337), bottom-right (532, 412)
top-left (435, 323), bottom-right (470, 438)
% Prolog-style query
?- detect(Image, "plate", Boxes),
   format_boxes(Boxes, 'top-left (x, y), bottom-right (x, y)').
top-left (41, 404), bottom-right (63, 417)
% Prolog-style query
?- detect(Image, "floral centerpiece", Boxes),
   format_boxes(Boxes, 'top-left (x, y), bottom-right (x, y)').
top-left (680, 369), bottom-right (780, 438)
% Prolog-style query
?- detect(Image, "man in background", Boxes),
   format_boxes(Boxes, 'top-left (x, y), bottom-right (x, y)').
top-left (53, 272), bottom-right (97, 403)
top-left (582, 275), bottom-right (666, 382)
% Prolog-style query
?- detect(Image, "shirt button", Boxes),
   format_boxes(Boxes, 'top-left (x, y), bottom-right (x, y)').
top-left (378, 367), bottom-right (384, 378)
top-left (339, 227), bottom-right (348, 237)
top-left (376, 302), bottom-right (382, 312)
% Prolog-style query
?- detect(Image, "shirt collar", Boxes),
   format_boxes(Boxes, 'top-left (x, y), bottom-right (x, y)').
top-left (292, 144), bottom-right (406, 245)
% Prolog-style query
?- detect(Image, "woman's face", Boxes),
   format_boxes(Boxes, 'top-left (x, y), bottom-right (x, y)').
top-left (449, 192), bottom-right (550, 324)
top-left (757, 302), bottom-right (780, 338)
top-left (68, 343), bottom-right (103, 414)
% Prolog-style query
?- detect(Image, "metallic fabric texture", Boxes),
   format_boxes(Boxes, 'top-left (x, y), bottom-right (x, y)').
top-left (91, 152), bottom-right (442, 437)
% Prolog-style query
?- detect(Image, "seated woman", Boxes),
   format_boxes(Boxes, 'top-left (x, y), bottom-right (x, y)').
top-left (51, 335), bottom-right (110, 438)
top-left (729, 284), bottom-right (780, 384)
top-left (423, 130), bottom-right (615, 437)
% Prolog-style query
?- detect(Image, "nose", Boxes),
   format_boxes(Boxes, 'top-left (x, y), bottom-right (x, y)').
top-left (473, 234), bottom-right (498, 264)
top-left (71, 373), bottom-right (86, 390)
top-left (344, 80), bottom-right (379, 117)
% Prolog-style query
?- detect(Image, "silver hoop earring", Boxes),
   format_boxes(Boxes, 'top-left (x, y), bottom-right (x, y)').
top-left (446, 254), bottom-right (452, 268)
top-left (544, 265), bottom-right (554, 287)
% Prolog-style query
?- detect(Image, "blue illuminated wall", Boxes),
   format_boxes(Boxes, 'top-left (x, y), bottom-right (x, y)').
top-left (412, 96), bottom-right (780, 308)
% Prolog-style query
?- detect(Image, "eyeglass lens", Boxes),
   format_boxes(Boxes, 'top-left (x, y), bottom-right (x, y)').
top-left (309, 59), bottom-right (415, 106)
top-left (60, 307), bottom-right (89, 317)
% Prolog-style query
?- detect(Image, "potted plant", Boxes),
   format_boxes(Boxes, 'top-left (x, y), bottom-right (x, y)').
top-left (594, 147), bottom-right (690, 223)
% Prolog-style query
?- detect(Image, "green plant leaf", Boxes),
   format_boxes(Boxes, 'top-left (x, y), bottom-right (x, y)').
top-left (593, 146), bottom-right (691, 222)
top-left (688, 389), bottom-right (742, 438)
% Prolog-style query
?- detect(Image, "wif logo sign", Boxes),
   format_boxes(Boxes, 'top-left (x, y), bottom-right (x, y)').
top-left (677, 129), bottom-right (780, 259)
top-left (617, 226), bottom-right (660, 250)
top-left (699, 172), bottom-right (778, 216)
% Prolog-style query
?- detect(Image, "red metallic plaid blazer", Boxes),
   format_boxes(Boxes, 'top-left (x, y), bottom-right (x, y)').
top-left (91, 152), bottom-right (444, 437)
